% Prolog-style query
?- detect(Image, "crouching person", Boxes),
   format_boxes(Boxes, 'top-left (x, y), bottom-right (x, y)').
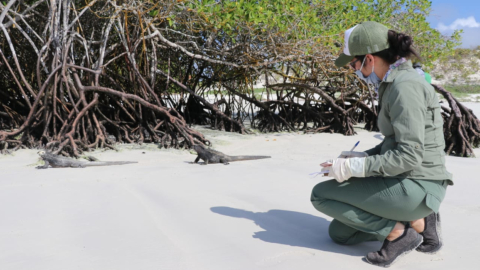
top-left (311, 21), bottom-right (453, 267)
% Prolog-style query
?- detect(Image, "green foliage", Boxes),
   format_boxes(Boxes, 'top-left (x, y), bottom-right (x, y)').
top-left (182, 0), bottom-right (459, 68)
top-left (436, 47), bottom-right (480, 82)
top-left (473, 47), bottom-right (480, 59)
top-left (444, 85), bottom-right (480, 99)
top-left (190, 0), bottom-right (321, 33)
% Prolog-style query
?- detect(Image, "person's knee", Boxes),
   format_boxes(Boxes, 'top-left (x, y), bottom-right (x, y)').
top-left (310, 180), bottom-right (334, 202)
top-left (310, 182), bottom-right (328, 211)
top-left (311, 180), bottom-right (339, 213)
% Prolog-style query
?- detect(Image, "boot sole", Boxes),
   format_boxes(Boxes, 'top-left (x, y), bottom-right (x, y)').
top-left (364, 235), bottom-right (423, 268)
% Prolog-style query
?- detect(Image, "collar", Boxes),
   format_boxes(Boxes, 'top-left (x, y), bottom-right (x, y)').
top-left (374, 59), bottom-right (412, 100)
top-left (383, 59), bottom-right (412, 83)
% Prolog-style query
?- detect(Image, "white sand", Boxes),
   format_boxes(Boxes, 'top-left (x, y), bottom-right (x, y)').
top-left (1, 103), bottom-right (480, 270)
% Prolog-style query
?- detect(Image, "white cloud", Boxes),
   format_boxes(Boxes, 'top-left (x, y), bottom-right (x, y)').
top-left (459, 27), bottom-right (480, 49)
top-left (437, 16), bottom-right (480, 31)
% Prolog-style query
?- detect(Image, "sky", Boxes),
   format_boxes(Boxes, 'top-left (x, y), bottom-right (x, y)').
top-left (427, 0), bottom-right (480, 48)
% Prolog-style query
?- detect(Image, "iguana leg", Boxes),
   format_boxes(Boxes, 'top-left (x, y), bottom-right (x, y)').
top-left (36, 160), bottom-right (50, 169)
top-left (220, 159), bottom-right (230, 165)
top-left (194, 156), bottom-right (200, 163)
top-left (201, 159), bottom-right (209, 165)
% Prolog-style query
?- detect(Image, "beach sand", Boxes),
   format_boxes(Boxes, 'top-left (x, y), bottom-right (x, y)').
top-left (1, 103), bottom-right (480, 270)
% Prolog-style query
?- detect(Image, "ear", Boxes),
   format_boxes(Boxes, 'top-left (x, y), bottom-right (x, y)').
top-left (366, 54), bottom-right (374, 64)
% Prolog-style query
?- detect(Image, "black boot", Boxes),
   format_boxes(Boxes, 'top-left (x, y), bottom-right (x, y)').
top-left (416, 212), bottom-right (443, 254)
top-left (365, 225), bottom-right (423, 268)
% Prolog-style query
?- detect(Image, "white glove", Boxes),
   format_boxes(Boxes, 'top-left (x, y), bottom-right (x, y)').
top-left (320, 157), bottom-right (366, 183)
top-left (338, 151), bottom-right (368, 158)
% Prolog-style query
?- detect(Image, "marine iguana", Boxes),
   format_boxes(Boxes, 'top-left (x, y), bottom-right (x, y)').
top-left (36, 151), bottom-right (137, 169)
top-left (192, 144), bottom-right (270, 165)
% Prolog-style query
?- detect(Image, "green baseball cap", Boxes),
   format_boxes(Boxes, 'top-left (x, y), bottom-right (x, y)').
top-left (335, 21), bottom-right (390, 67)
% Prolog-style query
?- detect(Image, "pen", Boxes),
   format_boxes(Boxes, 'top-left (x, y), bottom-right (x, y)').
top-left (350, 141), bottom-right (360, 152)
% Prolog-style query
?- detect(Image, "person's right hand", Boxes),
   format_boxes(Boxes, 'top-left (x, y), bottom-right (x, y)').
top-left (338, 151), bottom-right (368, 158)
top-left (320, 158), bottom-right (352, 183)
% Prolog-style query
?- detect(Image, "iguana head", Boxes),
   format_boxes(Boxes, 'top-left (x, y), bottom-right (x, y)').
top-left (37, 150), bottom-right (46, 158)
top-left (192, 144), bottom-right (205, 152)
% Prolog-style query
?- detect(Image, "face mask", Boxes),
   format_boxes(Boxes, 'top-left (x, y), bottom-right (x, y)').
top-left (355, 57), bottom-right (382, 87)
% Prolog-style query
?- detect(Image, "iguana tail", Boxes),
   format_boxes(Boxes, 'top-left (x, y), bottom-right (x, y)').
top-left (84, 161), bottom-right (138, 167)
top-left (228, 156), bottom-right (271, 161)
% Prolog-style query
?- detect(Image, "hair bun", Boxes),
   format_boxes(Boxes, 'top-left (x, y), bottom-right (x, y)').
top-left (369, 30), bottom-right (421, 64)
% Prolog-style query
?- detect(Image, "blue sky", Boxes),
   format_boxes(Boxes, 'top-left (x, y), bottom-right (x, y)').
top-left (427, 0), bottom-right (480, 48)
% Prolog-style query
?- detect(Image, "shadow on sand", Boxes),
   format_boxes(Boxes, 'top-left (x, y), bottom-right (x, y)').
top-left (211, 206), bottom-right (380, 256)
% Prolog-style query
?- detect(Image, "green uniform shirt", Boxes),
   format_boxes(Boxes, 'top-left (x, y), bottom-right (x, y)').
top-left (364, 60), bottom-right (452, 212)
top-left (364, 60), bottom-right (453, 185)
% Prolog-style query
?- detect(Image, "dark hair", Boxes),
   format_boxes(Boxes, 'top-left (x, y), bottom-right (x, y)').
top-left (413, 62), bottom-right (422, 68)
top-left (356, 30), bottom-right (422, 65)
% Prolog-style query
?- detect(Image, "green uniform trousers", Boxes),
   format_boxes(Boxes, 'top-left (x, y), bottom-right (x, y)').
top-left (310, 177), bottom-right (447, 245)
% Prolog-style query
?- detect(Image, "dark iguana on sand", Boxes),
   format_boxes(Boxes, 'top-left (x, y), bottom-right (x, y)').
top-left (192, 144), bottom-right (270, 165)
top-left (36, 151), bottom-right (137, 169)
